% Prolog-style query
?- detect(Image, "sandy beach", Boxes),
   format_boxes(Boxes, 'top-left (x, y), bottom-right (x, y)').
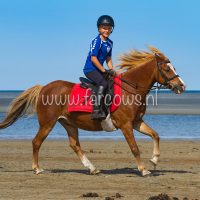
top-left (0, 140), bottom-right (199, 200)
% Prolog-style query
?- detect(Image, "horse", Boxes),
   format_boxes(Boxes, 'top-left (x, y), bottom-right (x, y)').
top-left (0, 46), bottom-right (185, 176)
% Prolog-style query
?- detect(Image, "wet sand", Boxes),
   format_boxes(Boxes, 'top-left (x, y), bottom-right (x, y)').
top-left (0, 140), bottom-right (199, 200)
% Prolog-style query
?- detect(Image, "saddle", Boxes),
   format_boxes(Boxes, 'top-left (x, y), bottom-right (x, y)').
top-left (68, 75), bottom-right (121, 115)
top-left (79, 77), bottom-right (95, 89)
top-left (79, 76), bottom-right (114, 119)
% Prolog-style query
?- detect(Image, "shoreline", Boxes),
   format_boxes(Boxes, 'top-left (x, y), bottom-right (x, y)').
top-left (1, 114), bottom-right (200, 141)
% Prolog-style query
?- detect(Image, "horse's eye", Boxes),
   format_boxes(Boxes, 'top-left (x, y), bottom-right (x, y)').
top-left (164, 66), bottom-right (170, 72)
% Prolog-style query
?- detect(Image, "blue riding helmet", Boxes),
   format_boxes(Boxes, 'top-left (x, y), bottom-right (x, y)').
top-left (97, 15), bottom-right (115, 29)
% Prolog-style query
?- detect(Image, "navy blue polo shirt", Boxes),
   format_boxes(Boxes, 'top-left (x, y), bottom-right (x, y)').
top-left (83, 34), bottom-right (113, 74)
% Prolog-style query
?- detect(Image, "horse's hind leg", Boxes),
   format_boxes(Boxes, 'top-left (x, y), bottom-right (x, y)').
top-left (59, 119), bottom-right (100, 175)
top-left (32, 121), bottom-right (56, 174)
top-left (134, 120), bottom-right (160, 169)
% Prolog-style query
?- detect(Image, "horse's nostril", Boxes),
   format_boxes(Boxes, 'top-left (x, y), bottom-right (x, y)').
top-left (180, 84), bottom-right (186, 91)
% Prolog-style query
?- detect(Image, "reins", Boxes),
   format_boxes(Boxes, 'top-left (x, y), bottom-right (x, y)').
top-left (112, 59), bottom-right (179, 95)
top-left (114, 76), bottom-right (167, 94)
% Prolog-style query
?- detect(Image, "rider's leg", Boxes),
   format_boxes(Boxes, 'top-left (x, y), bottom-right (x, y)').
top-left (85, 70), bottom-right (108, 89)
top-left (85, 70), bottom-right (108, 119)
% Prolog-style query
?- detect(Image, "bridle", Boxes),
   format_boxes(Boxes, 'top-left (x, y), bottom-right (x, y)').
top-left (114, 58), bottom-right (180, 94)
top-left (156, 60), bottom-right (179, 87)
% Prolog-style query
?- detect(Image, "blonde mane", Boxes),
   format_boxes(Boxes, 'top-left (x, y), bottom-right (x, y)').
top-left (116, 46), bottom-right (166, 72)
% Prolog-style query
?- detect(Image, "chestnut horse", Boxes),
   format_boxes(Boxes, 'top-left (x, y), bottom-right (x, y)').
top-left (0, 46), bottom-right (185, 176)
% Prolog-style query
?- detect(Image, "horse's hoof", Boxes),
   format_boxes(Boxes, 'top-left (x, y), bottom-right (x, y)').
top-left (149, 155), bottom-right (159, 170)
top-left (34, 168), bottom-right (44, 175)
top-left (90, 169), bottom-right (101, 175)
top-left (142, 169), bottom-right (151, 177)
top-left (149, 159), bottom-right (157, 170)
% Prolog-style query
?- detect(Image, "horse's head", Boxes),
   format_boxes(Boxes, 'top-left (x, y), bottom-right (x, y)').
top-left (150, 47), bottom-right (186, 94)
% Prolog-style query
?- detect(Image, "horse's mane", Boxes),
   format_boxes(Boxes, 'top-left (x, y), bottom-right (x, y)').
top-left (116, 46), bottom-right (165, 72)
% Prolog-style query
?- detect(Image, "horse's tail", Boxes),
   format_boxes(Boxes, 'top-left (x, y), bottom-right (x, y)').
top-left (0, 85), bottom-right (43, 129)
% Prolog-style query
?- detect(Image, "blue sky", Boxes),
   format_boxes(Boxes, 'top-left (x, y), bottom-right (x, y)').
top-left (0, 0), bottom-right (199, 90)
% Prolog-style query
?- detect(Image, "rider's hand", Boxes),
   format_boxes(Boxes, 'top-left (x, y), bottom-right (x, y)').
top-left (105, 69), bottom-right (116, 76)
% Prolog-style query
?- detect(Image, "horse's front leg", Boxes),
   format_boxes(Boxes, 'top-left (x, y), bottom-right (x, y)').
top-left (134, 120), bottom-right (160, 169)
top-left (121, 122), bottom-right (151, 176)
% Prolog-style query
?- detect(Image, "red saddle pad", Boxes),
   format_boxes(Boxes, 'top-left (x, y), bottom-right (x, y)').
top-left (68, 75), bottom-right (122, 113)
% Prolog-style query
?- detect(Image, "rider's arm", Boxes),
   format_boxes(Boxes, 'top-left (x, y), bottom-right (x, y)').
top-left (91, 56), bottom-right (106, 73)
top-left (106, 56), bottom-right (113, 70)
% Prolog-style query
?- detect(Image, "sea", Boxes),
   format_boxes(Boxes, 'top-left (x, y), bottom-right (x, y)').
top-left (0, 90), bottom-right (200, 140)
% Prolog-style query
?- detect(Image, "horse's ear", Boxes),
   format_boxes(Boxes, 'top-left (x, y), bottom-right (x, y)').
top-left (148, 46), bottom-right (163, 57)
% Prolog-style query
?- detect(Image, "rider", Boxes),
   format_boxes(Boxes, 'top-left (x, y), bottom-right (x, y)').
top-left (83, 15), bottom-right (116, 120)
